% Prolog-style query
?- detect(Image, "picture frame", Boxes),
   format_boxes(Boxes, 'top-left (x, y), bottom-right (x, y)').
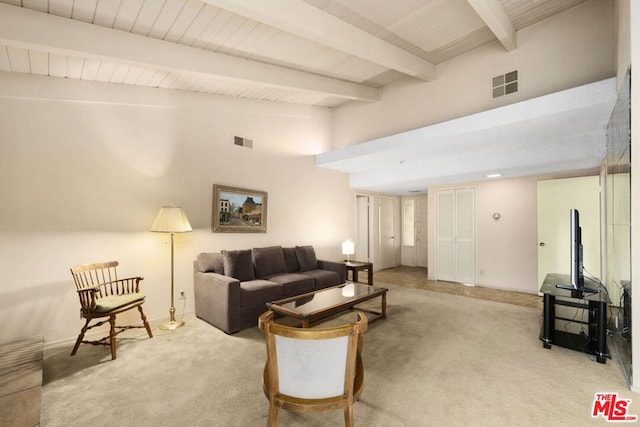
top-left (212, 184), bottom-right (268, 233)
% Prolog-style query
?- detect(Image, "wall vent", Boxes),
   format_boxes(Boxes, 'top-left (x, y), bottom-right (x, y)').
top-left (233, 136), bottom-right (253, 149)
top-left (492, 70), bottom-right (518, 98)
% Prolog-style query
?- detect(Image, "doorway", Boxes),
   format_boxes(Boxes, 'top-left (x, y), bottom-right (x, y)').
top-left (400, 196), bottom-right (428, 268)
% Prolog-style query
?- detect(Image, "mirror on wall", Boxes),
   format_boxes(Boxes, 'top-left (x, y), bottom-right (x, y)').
top-left (605, 67), bottom-right (631, 385)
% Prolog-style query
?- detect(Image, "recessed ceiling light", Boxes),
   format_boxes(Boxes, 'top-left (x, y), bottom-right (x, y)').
top-left (485, 173), bottom-right (502, 178)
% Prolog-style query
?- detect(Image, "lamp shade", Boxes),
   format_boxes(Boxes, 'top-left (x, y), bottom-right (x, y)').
top-left (341, 240), bottom-right (355, 256)
top-left (150, 204), bottom-right (192, 233)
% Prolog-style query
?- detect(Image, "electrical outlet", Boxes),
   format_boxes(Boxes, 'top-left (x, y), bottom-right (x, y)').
top-left (179, 291), bottom-right (185, 300)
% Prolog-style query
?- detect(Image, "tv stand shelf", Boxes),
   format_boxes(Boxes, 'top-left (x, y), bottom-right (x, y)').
top-left (539, 273), bottom-right (611, 363)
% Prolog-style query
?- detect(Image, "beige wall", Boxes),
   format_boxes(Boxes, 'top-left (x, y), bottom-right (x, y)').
top-left (427, 176), bottom-right (539, 294)
top-left (333, 0), bottom-right (614, 296)
top-left (0, 73), bottom-right (352, 344)
top-left (332, 0), bottom-right (614, 149)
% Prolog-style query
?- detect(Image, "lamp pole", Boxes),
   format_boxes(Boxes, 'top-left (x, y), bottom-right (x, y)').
top-left (160, 231), bottom-right (184, 330)
top-left (151, 204), bottom-right (191, 331)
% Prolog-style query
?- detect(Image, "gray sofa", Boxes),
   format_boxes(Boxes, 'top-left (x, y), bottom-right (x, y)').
top-left (194, 245), bottom-right (346, 333)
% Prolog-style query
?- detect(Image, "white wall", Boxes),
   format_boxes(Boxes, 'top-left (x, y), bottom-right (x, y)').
top-left (0, 73), bottom-right (353, 344)
top-left (332, 0), bottom-right (614, 149)
top-left (428, 176), bottom-right (539, 294)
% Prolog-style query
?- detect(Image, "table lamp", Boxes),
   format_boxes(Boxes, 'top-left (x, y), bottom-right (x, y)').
top-left (342, 240), bottom-right (355, 263)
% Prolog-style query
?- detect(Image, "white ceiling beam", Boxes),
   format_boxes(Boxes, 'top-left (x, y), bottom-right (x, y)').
top-left (0, 3), bottom-right (378, 102)
top-left (203, 0), bottom-right (436, 81)
top-left (467, 0), bottom-right (517, 51)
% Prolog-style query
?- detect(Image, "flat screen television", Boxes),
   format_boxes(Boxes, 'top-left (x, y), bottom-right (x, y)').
top-left (557, 208), bottom-right (598, 293)
top-left (570, 208), bottom-right (584, 289)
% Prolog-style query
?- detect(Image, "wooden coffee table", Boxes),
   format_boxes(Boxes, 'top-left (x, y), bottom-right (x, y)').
top-left (267, 282), bottom-right (388, 328)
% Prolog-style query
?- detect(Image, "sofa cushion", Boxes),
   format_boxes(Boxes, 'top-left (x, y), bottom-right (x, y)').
top-left (239, 280), bottom-right (282, 308)
top-left (221, 249), bottom-right (255, 282)
top-left (196, 253), bottom-right (224, 274)
top-left (295, 245), bottom-right (318, 272)
top-left (264, 273), bottom-right (315, 297)
top-left (300, 269), bottom-right (341, 289)
top-left (252, 246), bottom-right (287, 278)
top-left (282, 247), bottom-right (299, 273)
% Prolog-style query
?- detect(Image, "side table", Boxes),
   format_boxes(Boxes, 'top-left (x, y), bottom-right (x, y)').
top-left (343, 261), bottom-right (373, 285)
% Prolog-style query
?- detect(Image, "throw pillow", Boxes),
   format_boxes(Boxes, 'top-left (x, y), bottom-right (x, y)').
top-left (221, 249), bottom-right (255, 282)
top-left (295, 245), bottom-right (317, 272)
top-left (252, 246), bottom-right (287, 278)
top-left (282, 247), bottom-right (299, 273)
top-left (196, 253), bottom-right (224, 274)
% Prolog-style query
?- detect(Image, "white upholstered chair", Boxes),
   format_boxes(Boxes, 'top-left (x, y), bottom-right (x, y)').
top-left (258, 310), bottom-right (368, 427)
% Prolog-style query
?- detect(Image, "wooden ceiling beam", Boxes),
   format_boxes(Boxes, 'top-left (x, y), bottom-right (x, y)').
top-left (203, 0), bottom-right (436, 81)
top-left (0, 3), bottom-right (379, 102)
top-left (467, 0), bottom-right (517, 51)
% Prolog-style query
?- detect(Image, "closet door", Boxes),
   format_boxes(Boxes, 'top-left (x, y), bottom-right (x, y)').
top-left (454, 188), bottom-right (476, 285)
top-left (436, 188), bottom-right (476, 284)
top-left (436, 190), bottom-right (456, 281)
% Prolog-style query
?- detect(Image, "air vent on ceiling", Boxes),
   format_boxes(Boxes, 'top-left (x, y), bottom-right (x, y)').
top-left (492, 70), bottom-right (518, 98)
top-left (233, 136), bottom-right (253, 149)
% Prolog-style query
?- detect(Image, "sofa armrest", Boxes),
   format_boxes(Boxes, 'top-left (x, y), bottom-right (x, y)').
top-left (194, 271), bottom-right (242, 334)
top-left (317, 259), bottom-right (347, 283)
top-left (193, 260), bottom-right (202, 273)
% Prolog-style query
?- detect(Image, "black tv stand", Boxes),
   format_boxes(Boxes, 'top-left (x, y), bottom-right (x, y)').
top-left (541, 273), bottom-right (610, 363)
top-left (554, 284), bottom-right (599, 294)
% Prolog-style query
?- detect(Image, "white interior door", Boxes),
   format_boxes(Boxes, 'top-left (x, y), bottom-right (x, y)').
top-left (436, 188), bottom-right (476, 284)
top-left (537, 176), bottom-right (601, 287)
top-left (379, 196), bottom-right (395, 270)
top-left (416, 197), bottom-right (428, 268)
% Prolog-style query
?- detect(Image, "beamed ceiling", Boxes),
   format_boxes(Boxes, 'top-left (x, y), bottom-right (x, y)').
top-left (0, 0), bottom-right (588, 107)
top-left (0, 0), bottom-right (613, 195)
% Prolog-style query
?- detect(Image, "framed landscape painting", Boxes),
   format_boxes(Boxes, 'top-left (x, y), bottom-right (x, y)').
top-left (212, 184), bottom-right (268, 233)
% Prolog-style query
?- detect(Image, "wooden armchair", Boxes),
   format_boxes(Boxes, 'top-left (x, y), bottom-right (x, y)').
top-left (258, 311), bottom-right (368, 427)
top-left (70, 261), bottom-right (153, 360)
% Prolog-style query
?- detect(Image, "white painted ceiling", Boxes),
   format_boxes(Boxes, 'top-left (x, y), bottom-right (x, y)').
top-left (0, 0), bottom-right (610, 195)
top-left (316, 78), bottom-right (617, 194)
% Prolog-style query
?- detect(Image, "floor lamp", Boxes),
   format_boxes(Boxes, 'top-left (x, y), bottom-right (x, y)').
top-left (151, 203), bottom-right (192, 331)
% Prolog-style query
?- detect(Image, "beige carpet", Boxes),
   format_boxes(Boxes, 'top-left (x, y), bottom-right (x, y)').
top-left (42, 283), bottom-right (632, 426)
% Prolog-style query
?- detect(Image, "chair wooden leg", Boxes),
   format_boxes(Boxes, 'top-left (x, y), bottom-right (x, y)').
top-left (344, 404), bottom-right (354, 427)
top-left (138, 306), bottom-right (153, 338)
top-left (109, 315), bottom-right (117, 360)
top-left (71, 318), bottom-right (91, 356)
top-left (267, 401), bottom-right (278, 427)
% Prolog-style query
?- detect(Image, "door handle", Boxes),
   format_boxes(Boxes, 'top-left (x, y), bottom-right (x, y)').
top-left (539, 242), bottom-right (545, 247)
